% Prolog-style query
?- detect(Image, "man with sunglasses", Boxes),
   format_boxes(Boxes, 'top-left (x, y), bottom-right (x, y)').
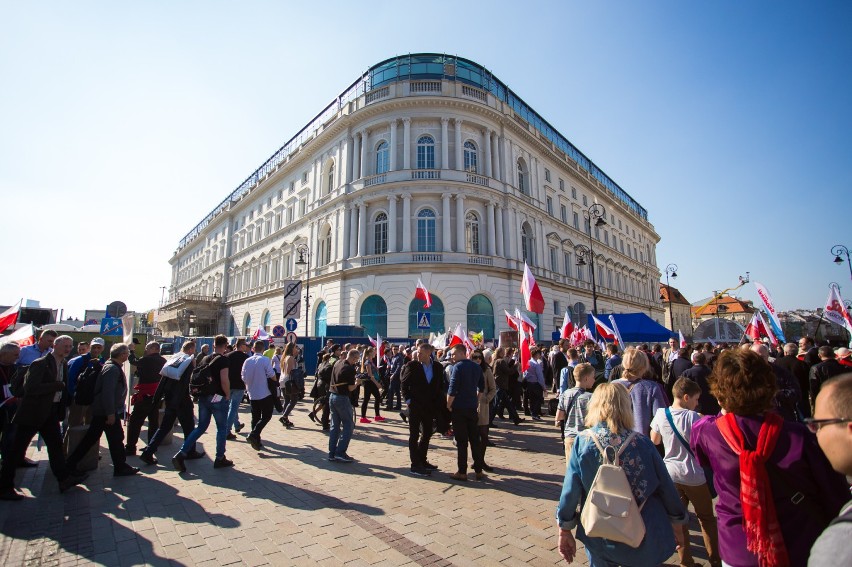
top-left (807, 373), bottom-right (852, 566)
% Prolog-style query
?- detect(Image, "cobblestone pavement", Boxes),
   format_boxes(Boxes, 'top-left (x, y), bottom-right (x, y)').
top-left (0, 394), bottom-right (711, 566)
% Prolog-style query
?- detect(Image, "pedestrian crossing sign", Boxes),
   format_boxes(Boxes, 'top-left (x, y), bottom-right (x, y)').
top-left (417, 312), bottom-right (431, 329)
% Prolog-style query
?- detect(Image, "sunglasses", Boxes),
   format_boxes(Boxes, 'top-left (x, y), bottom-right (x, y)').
top-left (802, 417), bottom-right (851, 434)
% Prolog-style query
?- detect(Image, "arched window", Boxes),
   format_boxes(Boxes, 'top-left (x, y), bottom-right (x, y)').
top-left (417, 208), bottom-right (436, 252)
top-left (359, 295), bottom-right (388, 338)
top-left (417, 135), bottom-right (435, 169)
top-left (243, 313), bottom-right (252, 335)
top-left (323, 159), bottom-right (335, 196)
top-left (314, 301), bottom-right (327, 338)
top-left (408, 295), bottom-right (445, 338)
top-left (261, 310), bottom-right (271, 331)
top-left (465, 211), bottom-right (480, 255)
top-left (467, 294), bottom-right (494, 340)
top-left (376, 141), bottom-right (389, 174)
top-left (517, 159), bottom-right (528, 194)
top-left (318, 224), bottom-right (332, 266)
top-left (374, 212), bottom-right (388, 255)
top-left (521, 222), bottom-right (535, 264)
top-left (463, 141), bottom-right (478, 173)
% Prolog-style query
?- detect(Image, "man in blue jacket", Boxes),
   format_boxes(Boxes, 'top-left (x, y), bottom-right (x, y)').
top-left (446, 344), bottom-right (485, 481)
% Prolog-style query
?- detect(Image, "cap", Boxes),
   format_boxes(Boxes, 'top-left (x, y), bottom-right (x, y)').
top-left (835, 347), bottom-right (851, 359)
top-left (90, 337), bottom-right (105, 347)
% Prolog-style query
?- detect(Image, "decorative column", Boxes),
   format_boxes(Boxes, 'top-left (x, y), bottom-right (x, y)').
top-left (440, 118), bottom-right (449, 170)
top-left (357, 201), bottom-right (367, 257)
top-left (491, 132), bottom-right (500, 181)
top-left (486, 202), bottom-right (496, 256)
top-left (401, 192), bottom-right (412, 252)
top-left (536, 218), bottom-right (546, 268)
top-left (514, 210), bottom-right (523, 261)
top-left (495, 204), bottom-right (505, 257)
top-left (331, 209), bottom-right (340, 264)
top-left (342, 203), bottom-right (351, 261)
top-left (484, 129), bottom-right (492, 178)
top-left (359, 130), bottom-right (369, 179)
top-left (388, 194), bottom-right (398, 253)
top-left (334, 144), bottom-right (342, 192)
top-left (349, 204), bottom-right (358, 258)
top-left (442, 193), bottom-right (452, 253)
top-left (402, 118), bottom-right (411, 170)
top-left (343, 135), bottom-right (353, 185)
top-left (454, 118), bottom-right (463, 170)
top-left (389, 119), bottom-right (398, 172)
top-left (455, 194), bottom-right (465, 253)
top-left (504, 137), bottom-right (513, 185)
top-left (352, 134), bottom-right (361, 180)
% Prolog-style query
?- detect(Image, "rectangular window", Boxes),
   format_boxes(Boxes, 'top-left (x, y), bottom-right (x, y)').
top-left (302, 171), bottom-right (308, 184)
top-left (275, 212), bottom-right (282, 231)
top-left (267, 198), bottom-right (272, 209)
top-left (620, 239), bottom-right (625, 253)
top-left (549, 247), bottom-right (557, 271)
top-left (577, 264), bottom-right (584, 282)
top-left (608, 270), bottom-right (613, 288)
top-left (618, 219), bottom-right (623, 230)
top-left (571, 186), bottom-right (577, 199)
top-left (604, 231), bottom-right (609, 245)
top-left (582, 195), bottom-right (588, 206)
top-left (560, 204), bottom-right (567, 223)
top-left (553, 300), bottom-right (560, 315)
top-left (264, 220), bottom-right (271, 237)
top-left (544, 168), bottom-right (551, 182)
top-left (286, 206), bottom-right (294, 224)
top-left (564, 252), bottom-right (572, 276)
top-left (559, 178), bottom-right (564, 192)
top-left (289, 181), bottom-right (295, 193)
top-left (594, 225), bottom-right (600, 240)
top-left (546, 196), bottom-right (553, 216)
top-left (299, 199), bottom-right (306, 217)
top-left (277, 190), bottom-right (283, 201)
top-left (573, 212), bottom-right (579, 230)
top-left (283, 254), bottom-right (291, 277)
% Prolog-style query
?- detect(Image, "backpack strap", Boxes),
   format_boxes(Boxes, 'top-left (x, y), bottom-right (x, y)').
top-left (665, 407), bottom-right (695, 457)
top-left (582, 430), bottom-right (636, 466)
top-left (614, 432), bottom-right (637, 466)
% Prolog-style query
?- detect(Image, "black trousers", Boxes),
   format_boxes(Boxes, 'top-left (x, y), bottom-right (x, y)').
top-left (249, 396), bottom-right (274, 442)
top-left (407, 408), bottom-right (435, 467)
top-left (451, 408), bottom-right (483, 474)
top-left (526, 383), bottom-right (544, 417)
top-left (360, 380), bottom-right (382, 418)
top-left (0, 420), bottom-right (68, 490)
top-left (67, 414), bottom-right (127, 470)
top-left (491, 388), bottom-right (520, 423)
top-left (145, 395), bottom-right (195, 454)
top-left (125, 395), bottom-right (160, 450)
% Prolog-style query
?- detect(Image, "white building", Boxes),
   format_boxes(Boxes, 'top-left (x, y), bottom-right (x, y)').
top-left (162, 54), bottom-right (663, 340)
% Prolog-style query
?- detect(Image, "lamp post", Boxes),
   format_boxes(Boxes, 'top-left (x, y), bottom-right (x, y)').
top-left (294, 243), bottom-right (311, 338)
top-left (663, 264), bottom-right (678, 331)
top-left (576, 203), bottom-right (607, 314)
top-left (832, 245), bottom-right (852, 282)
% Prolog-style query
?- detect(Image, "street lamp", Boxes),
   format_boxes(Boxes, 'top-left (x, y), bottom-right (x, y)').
top-left (294, 243), bottom-right (311, 338)
top-left (831, 245), bottom-right (852, 282)
top-left (664, 264), bottom-right (678, 331)
top-left (576, 203), bottom-right (606, 315)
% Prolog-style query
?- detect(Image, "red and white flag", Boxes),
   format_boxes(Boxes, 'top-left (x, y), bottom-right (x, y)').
top-left (591, 314), bottom-right (616, 342)
top-left (608, 315), bottom-right (625, 348)
top-left (519, 324), bottom-right (532, 373)
top-left (0, 323), bottom-right (35, 347)
top-left (678, 330), bottom-right (687, 348)
top-left (744, 312), bottom-right (772, 343)
top-left (505, 310), bottom-right (521, 331)
top-left (824, 284), bottom-right (852, 341)
top-left (448, 323), bottom-right (466, 348)
top-left (520, 263), bottom-right (545, 314)
top-left (369, 334), bottom-right (386, 363)
top-left (415, 279), bottom-right (432, 309)
top-left (514, 308), bottom-right (537, 346)
top-left (0, 301), bottom-right (20, 334)
top-left (560, 310), bottom-right (574, 339)
top-left (251, 326), bottom-right (269, 341)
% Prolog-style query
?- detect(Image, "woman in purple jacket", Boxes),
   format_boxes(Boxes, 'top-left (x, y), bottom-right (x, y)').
top-left (692, 349), bottom-right (847, 567)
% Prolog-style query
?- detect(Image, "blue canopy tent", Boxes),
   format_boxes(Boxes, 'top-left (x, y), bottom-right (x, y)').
top-left (586, 313), bottom-right (673, 343)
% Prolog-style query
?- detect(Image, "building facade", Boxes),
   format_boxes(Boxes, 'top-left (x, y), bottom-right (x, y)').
top-left (659, 283), bottom-right (693, 334)
top-left (161, 54), bottom-right (664, 340)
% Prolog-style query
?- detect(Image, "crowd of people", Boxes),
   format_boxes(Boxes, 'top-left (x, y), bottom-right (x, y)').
top-left (1, 328), bottom-right (850, 567)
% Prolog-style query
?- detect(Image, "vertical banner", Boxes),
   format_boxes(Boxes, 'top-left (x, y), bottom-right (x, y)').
top-left (824, 284), bottom-right (852, 346)
top-left (753, 282), bottom-right (786, 343)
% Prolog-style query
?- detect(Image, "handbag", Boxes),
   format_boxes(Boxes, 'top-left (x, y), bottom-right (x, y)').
top-left (664, 408), bottom-right (716, 498)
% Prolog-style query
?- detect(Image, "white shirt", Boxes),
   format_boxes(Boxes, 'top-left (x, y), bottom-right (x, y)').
top-left (650, 407), bottom-right (706, 486)
top-left (241, 353), bottom-right (275, 400)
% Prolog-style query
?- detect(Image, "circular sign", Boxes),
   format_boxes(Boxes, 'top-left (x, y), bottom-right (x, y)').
top-left (107, 301), bottom-right (128, 317)
top-left (285, 331), bottom-right (298, 344)
top-left (285, 318), bottom-right (298, 332)
top-left (272, 325), bottom-right (286, 338)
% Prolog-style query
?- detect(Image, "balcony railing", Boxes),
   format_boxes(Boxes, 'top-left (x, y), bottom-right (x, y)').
top-left (465, 173), bottom-right (489, 186)
top-left (364, 173), bottom-right (387, 187)
top-left (411, 170), bottom-right (440, 180)
top-left (410, 81), bottom-right (441, 93)
top-left (468, 255), bottom-right (493, 266)
top-left (362, 256), bottom-right (386, 266)
top-left (412, 253), bottom-right (442, 263)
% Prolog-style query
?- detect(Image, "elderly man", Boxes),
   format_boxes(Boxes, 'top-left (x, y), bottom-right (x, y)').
top-left (66, 336), bottom-right (105, 427)
top-left (0, 335), bottom-right (87, 500)
top-left (67, 343), bottom-right (138, 477)
top-left (16, 329), bottom-right (57, 367)
top-left (809, 346), bottom-right (847, 412)
top-left (125, 341), bottom-right (166, 455)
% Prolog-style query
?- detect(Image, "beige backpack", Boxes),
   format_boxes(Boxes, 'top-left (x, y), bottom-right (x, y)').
top-left (579, 431), bottom-right (646, 548)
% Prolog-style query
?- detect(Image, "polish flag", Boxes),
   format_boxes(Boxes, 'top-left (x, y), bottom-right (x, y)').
top-left (608, 315), bottom-right (625, 348)
top-left (415, 279), bottom-right (432, 309)
top-left (251, 326), bottom-right (270, 341)
top-left (514, 308), bottom-right (537, 346)
top-left (520, 263), bottom-right (545, 314)
top-left (560, 311), bottom-right (574, 340)
top-left (0, 301), bottom-right (20, 334)
top-left (678, 330), bottom-right (687, 348)
top-left (0, 324), bottom-right (35, 347)
top-left (519, 324), bottom-right (532, 373)
top-left (505, 310), bottom-right (521, 331)
top-left (369, 334), bottom-right (386, 363)
top-left (591, 314), bottom-right (616, 342)
top-left (448, 323), bottom-right (466, 348)
top-left (744, 313), bottom-right (767, 342)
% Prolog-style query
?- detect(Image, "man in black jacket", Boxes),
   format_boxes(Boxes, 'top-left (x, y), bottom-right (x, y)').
top-left (125, 341), bottom-right (167, 454)
top-left (775, 342), bottom-right (811, 417)
top-left (0, 336), bottom-right (87, 500)
top-left (666, 348), bottom-right (693, 401)
top-left (400, 343), bottom-right (444, 476)
top-left (680, 352), bottom-right (719, 415)
top-left (810, 346), bottom-right (847, 412)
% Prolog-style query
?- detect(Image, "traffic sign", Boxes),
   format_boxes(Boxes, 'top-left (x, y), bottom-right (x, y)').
top-left (282, 280), bottom-right (302, 319)
top-left (551, 330), bottom-right (561, 342)
top-left (285, 318), bottom-right (298, 332)
top-left (285, 332), bottom-right (298, 344)
top-left (100, 317), bottom-right (123, 336)
top-left (272, 325), bottom-right (286, 338)
top-left (416, 312), bottom-right (431, 329)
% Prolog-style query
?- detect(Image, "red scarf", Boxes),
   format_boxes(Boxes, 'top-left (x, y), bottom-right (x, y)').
top-left (716, 412), bottom-right (789, 567)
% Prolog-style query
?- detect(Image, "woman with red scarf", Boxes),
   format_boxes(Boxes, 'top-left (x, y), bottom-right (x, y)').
top-left (692, 350), bottom-right (847, 567)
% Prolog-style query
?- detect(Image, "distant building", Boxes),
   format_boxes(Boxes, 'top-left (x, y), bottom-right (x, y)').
top-left (778, 309), bottom-right (849, 345)
top-left (659, 283), bottom-right (692, 333)
top-left (692, 294), bottom-right (755, 327)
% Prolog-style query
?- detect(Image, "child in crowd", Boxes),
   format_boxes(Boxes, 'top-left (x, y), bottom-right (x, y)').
top-left (554, 362), bottom-right (596, 464)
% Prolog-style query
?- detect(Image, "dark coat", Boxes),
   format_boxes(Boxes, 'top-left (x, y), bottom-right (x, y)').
top-left (400, 359), bottom-right (444, 414)
top-left (92, 360), bottom-right (128, 417)
top-left (776, 354), bottom-right (811, 416)
top-left (13, 353), bottom-right (67, 428)
top-left (809, 359), bottom-right (847, 403)
top-left (680, 364), bottom-right (719, 415)
top-left (772, 362), bottom-right (802, 421)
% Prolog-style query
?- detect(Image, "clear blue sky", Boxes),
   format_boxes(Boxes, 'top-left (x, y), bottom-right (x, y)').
top-left (1, 1), bottom-right (850, 319)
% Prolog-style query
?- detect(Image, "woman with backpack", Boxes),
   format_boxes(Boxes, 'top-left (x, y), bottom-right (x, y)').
top-left (279, 343), bottom-right (304, 428)
top-left (556, 382), bottom-right (687, 566)
top-left (358, 347), bottom-right (385, 424)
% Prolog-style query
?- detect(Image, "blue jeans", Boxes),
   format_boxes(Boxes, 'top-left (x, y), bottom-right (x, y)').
top-left (585, 548), bottom-right (618, 567)
top-left (227, 389), bottom-right (244, 432)
top-left (181, 396), bottom-right (229, 460)
top-left (328, 393), bottom-right (354, 458)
